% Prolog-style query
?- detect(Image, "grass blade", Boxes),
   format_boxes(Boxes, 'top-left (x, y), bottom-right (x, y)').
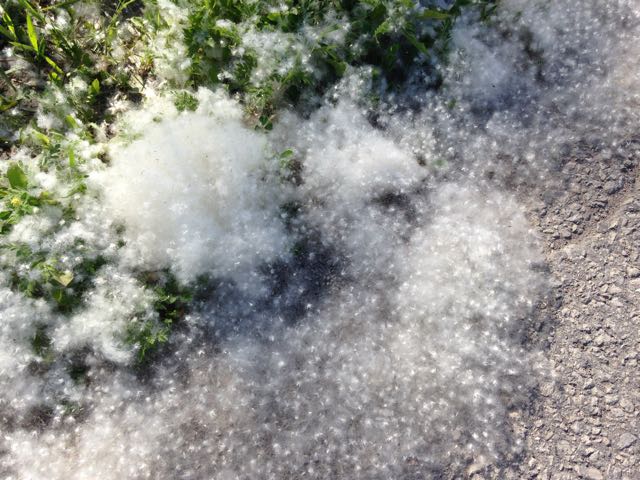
top-left (26, 12), bottom-right (38, 52)
top-left (45, 56), bottom-right (64, 74)
top-left (419, 10), bottom-right (451, 21)
top-left (1, 12), bottom-right (17, 40)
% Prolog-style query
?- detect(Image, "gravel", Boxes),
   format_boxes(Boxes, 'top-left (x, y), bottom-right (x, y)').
top-left (520, 146), bottom-right (640, 480)
top-left (468, 141), bottom-right (640, 479)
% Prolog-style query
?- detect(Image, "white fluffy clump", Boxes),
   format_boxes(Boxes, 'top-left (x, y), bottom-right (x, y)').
top-left (97, 90), bottom-right (289, 285)
top-left (289, 102), bottom-right (424, 204)
top-left (7, 212), bottom-right (60, 251)
top-left (240, 28), bottom-right (313, 83)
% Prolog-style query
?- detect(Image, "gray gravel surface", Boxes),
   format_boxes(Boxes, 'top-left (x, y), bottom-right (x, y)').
top-left (472, 143), bottom-right (640, 479)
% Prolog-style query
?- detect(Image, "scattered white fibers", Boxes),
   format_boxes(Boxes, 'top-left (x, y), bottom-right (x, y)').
top-left (52, 266), bottom-right (154, 364)
top-left (0, 286), bottom-right (52, 378)
top-left (2, 371), bottom-right (164, 480)
top-left (97, 93), bottom-right (289, 285)
top-left (3, 0), bottom-right (640, 478)
top-left (150, 0), bottom-right (192, 86)
top-left (0, 184), bottom-right (543, 479)
top-left (386, 0), bottom-right (640, 188)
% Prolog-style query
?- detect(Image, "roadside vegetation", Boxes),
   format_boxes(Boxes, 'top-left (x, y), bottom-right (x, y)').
top-left (1, 0), bottom-right (495, 365)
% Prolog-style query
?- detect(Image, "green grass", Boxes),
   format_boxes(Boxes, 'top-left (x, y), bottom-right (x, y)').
top-left (183, 0), bottom-right (497, 126)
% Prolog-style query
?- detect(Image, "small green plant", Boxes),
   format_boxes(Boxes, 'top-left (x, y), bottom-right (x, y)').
top-left (0, 0), bottom-right (153, 338)
top-left (2, 240), bottom-right (108, 313)
top-left (0, 0), bottom-right (153, 151)
top-left (127, 271), bottom-right (193, 363)
top-left (174, 91), bottom-right (199, 112)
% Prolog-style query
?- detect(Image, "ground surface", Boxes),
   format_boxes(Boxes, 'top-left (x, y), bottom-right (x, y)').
top-left (2, 2), bottom-right (639, 477)
top-left (478, 145), bottom-right (640, 479)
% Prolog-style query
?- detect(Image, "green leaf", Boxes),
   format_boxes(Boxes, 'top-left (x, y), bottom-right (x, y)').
top-left (374, 19), bottom-right (392, 39)
top-left (0, 25), bottom-right (15, 41)
top-left (419, 9), bottom-right (451, 20)
top-left (25, 12), bottom-right (38, 52)
top-left (0, 96), bottom-right (18, 113)
top-left (45, 56), bottom-right (63, 74)
top-left (33, 131), bottom-right (50, 146)
top-left (54, 270), bottom-right (74, 287)
top-left (37, 37), bottom-right (46, 57)
top-left (258, 114), bottom-right (273, 131)
top-left (402, 28), bottom-right (429, 56)
top-left (65, 114), bottom-right (78, 129)
top-left (7, 164), bottom-right (28, 189)
top-left (52, 287), bottom-right (64, 303)
top-left (90, 78), bottom-right (100, 95)
top-left (9, 40), bottom-right (36, 53)
top-left (280, 149), bottom-right (294, 159)
top-left (1, 12), bottom-right (17, 40)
